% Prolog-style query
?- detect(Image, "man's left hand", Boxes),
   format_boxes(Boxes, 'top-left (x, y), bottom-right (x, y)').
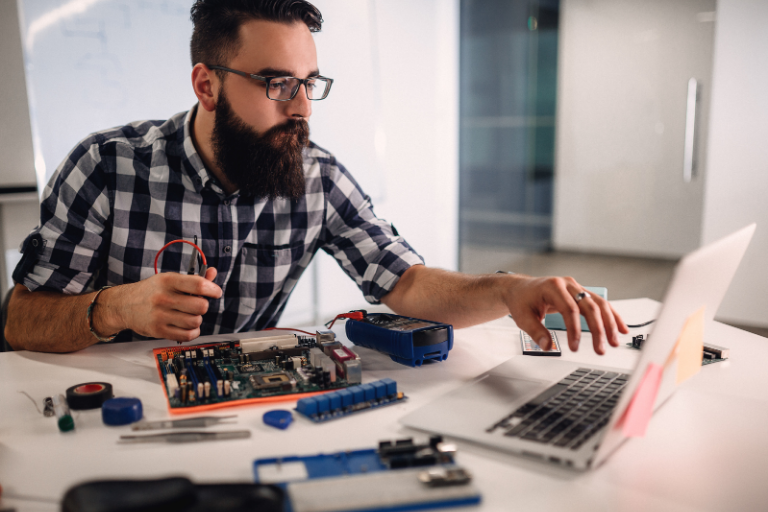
top-left (502, 275), bottom-right (629, 355)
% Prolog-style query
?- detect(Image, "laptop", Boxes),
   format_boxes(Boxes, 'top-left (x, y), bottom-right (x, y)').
top-left (401, 224), bottom-right (756, 470)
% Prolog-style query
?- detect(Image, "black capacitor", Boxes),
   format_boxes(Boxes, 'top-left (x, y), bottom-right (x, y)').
top-left (275, 355), bottom-right (282, 367)
top-left (193, 364), bottom-right (207, 383)
top-left (227, 370), bottom-right (234, 381)
top-left (212, 364), bottom-right (223, 380)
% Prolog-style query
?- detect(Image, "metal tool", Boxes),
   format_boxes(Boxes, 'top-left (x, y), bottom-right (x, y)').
top-left (119, 430), bottom-right (251, 444)
top-left (131, 415), bottom-right (237, 431)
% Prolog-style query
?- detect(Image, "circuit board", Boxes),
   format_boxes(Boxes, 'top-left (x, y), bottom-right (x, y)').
top-left (153, 331), bottom-right (362, 414)
top-left (627, 334), bottom-right (728, 366)
top-left (253, 436), bottom-right (481, 512)
top-left (625, 344), bottom-right (727, 366)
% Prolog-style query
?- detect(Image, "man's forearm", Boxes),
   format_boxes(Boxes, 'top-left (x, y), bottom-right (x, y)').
top-left (381, 266), bottom-right (515, 329)
top-left (6, 272), bottom-right (223, 352)
top-left (382, 264), bottom-right (628, 356)
top-left (4, 284), bottom-right (118, 352)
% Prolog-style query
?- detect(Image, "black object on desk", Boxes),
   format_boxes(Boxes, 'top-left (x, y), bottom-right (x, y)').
top-left (62, 477), bottom-right (284, 512)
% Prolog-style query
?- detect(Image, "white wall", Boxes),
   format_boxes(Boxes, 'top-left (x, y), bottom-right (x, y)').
top-left (8, 0), bottom-right (458, 325)
top-left (701, 0), bottom-right (768, 327)
top-left (283, 0), bottom-right (460, 325)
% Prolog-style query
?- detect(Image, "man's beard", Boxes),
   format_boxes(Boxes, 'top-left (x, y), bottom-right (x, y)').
top-left (211, 89), bottom-right (309, 200)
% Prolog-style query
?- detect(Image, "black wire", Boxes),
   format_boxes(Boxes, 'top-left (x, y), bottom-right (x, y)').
top-left (626, 319), bottom-right (656, 328)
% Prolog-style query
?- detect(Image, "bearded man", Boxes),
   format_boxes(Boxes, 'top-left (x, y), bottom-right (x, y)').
top-left (5, 0), bottom-right (627, 354)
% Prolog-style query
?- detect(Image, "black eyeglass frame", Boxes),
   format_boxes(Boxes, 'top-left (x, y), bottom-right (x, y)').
top-left (208, 65), bottom-right (333, 101)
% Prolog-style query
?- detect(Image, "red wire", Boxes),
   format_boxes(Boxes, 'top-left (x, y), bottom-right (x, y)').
top-left (154, 239), bottom-right (207, 274)
top-left (265, 327), bottom-right (316, 336)
top-left (326, 311), bottom-right (364, 329)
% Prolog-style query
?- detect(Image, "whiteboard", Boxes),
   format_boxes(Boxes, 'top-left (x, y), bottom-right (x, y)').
top-left (19, 0), bottom-right (383, 200)
top-left (0, 0), bottom-right (36, 188)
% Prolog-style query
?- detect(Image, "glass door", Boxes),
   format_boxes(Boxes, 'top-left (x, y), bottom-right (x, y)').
top-left (459, 0), bottom-right (560, 254)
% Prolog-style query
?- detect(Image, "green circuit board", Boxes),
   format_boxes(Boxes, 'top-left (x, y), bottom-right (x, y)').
top-left (154, 334), bottom-right (362, 411)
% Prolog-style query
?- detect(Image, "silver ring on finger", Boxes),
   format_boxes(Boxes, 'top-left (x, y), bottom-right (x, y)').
top-left (574, 291), bottom-right (590, 303)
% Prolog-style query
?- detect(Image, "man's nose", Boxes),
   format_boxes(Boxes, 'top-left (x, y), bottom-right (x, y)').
top-left (286, 83), bottom-right (312, 119)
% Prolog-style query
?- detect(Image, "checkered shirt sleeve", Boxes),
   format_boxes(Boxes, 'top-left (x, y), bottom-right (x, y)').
top-left (318, 152), bottom-right (424, 303)
top-left (15, 133), bottom-right (114, 295)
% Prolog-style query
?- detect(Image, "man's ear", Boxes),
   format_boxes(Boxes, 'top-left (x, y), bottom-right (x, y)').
top-left (191, 63), bottom-right (218, 112)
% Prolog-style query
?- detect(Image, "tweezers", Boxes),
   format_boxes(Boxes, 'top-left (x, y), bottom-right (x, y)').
top-left (131, 415), bottom-right (237, 431)
top-left (119, 430), bottom-right (251, 444)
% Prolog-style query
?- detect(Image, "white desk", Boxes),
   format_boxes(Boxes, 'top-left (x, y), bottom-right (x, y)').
top-left (2, 298), bottom-right (767, 512)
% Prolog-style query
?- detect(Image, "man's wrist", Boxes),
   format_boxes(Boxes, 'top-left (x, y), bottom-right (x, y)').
top-left (90, 286), bottom-right (124, 340)
top-left (493, 271), bottom-right (527, 307)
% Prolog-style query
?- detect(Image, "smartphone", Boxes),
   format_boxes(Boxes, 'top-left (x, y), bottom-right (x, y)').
top-left (520, 330), bottom-right (561, 356)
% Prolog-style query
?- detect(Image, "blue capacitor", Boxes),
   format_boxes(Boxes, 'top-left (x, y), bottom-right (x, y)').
top-left (101, 397), bottom-right (143, 426)
top-left (328, 392), bottom-right (342, 411)
top-left (349, 386), bottom-right (365, 404)
top-left (372, 381), bottom-right (387, 399)
top-left (379, 378), bottom-right (397, 397)
top-left (337, 389), bottom-right (353, 408)
top-left (360, 383), bottom-right (376, 402)
top-left (315, 395), bottom-right (330, 414)
top-left (296, 396), bottom-right (318, 416)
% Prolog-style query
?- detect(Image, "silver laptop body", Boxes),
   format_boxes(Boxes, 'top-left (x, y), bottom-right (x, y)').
top-left (401, 224), bottom-right (756, 470)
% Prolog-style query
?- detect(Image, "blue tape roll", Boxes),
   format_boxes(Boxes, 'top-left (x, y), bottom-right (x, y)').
top-left (101, 397), bottom-right (143, 426)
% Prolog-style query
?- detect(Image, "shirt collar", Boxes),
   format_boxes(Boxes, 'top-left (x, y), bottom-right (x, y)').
top-left (181, 104), bottom-right (227, 196)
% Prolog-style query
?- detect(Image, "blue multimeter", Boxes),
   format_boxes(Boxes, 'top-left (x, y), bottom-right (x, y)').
top-left (345, 313), bottom-right (453, 367)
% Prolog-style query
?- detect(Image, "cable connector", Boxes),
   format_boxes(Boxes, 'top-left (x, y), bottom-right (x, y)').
top-left (325, 310), bottom-right (366, 329)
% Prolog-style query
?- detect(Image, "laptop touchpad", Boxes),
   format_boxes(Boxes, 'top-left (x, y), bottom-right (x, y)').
top-left (451, 374), bottom-right (546, 407)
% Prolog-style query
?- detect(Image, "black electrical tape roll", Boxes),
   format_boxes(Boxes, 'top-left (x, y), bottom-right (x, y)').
top-left (66, 382), bottom-right (114, 410)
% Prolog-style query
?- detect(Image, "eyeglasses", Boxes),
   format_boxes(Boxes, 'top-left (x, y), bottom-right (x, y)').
top-left (208, 65), bottom-right (333, 101)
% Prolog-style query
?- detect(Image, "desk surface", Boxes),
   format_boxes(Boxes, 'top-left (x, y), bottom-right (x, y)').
top-left (1, 298), bottom-right (767, 512)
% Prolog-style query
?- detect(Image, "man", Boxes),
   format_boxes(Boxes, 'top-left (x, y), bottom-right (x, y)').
top-left (5, 0), bottom-right (628, 354)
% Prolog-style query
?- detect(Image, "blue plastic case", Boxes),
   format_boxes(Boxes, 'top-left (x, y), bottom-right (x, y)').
top-left (345, 313), bottom-right (453, 367)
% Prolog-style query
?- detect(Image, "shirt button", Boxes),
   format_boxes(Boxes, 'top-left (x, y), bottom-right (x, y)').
top-left (224, 246), bottom-right (231, 253)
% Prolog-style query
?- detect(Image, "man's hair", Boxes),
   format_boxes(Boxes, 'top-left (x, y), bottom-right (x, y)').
top-left (190, 0), bottom-right (323, 68)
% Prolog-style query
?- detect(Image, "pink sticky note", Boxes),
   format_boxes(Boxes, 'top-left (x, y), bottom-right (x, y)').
top-left (619, 363), bottom-right (663, 438)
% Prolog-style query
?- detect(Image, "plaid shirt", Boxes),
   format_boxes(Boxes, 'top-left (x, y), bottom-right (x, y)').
top-left (13, 107), bottom-right (424, 336)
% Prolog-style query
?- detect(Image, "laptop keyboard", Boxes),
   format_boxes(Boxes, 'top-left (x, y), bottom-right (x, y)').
top-left (487, 368), bottom-right (630, 451)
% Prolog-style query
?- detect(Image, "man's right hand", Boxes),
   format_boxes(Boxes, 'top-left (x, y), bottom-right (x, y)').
top-left (94, 268), bottom-right (222, 343)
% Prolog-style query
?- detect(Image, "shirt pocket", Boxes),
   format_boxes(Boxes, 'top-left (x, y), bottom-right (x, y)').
top-left (238, 240), bottom-right (309, 311)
